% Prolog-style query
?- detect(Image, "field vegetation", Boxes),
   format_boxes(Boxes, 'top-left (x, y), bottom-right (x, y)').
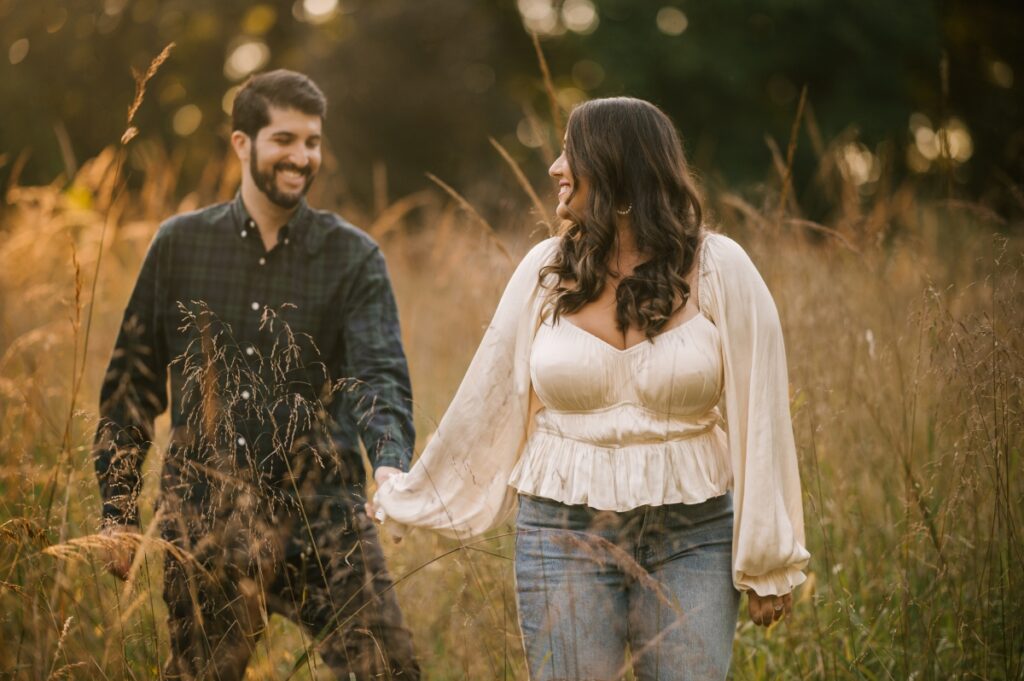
top-left (0, 63), bottom-right (1022, 680)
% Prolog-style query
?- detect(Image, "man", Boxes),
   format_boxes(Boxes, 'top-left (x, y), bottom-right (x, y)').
top-left (94, 69), bottom-right (419, 680)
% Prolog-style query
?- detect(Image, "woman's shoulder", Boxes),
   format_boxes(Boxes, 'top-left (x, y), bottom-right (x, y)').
top-left (700, 229), bottom-right (746, 259)
top-left (523, 235), bottom-right (561, 263)
top-left (699, 229), bottom-right (757, 276)
top-left (512, 236), bottom-right (561, 276)
top-left (495, 236), bottom-right (562, 295)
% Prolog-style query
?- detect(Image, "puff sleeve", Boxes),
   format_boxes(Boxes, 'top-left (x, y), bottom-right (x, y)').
top-left (373, 238), bottom-right (559, 539)
top-left (699, 233), bottom-right (810, 596)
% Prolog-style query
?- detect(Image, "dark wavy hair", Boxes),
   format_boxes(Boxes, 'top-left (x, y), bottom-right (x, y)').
top-left (232, 69), bottom-right (327, 138)
top-left (540, 97), bottom-right (705, 339)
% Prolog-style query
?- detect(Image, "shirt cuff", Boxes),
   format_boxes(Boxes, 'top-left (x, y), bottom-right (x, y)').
top-left (736, 565), bottom-right (808, 597)
top-left (371, 441), bottom-right (412, 472)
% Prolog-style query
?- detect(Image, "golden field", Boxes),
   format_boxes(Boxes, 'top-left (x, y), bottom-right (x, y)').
top-left (0, 135), bottom-right (1021, 680)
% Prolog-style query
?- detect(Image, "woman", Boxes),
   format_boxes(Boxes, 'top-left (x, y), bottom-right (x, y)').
top-left (372, 97), bottom-right (809, 680)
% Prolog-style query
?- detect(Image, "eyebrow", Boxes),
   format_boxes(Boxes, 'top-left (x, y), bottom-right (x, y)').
top-left (268, 131), bottom-right (321, 141)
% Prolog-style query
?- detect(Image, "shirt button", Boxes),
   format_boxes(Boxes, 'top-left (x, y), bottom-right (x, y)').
top-left (240, 229), bottom-right (248, 238)
top-left (245, 346), bottom-right (255, 356)
top-left (283, 238), bottom-right (290, 245)
top-left (237, 436), bottom-right (246, 446)
top-left (241, 390), bottom-right (251, 400)
top-left (251, 302), bottom-right (260, 311)
top-left (247, 219), bottom-right (255, 228)
top-left (258, 257), bottom-right (266, 266)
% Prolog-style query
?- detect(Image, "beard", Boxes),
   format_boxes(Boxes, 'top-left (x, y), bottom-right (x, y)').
top-left (250, 146), bottom-right (316, 209)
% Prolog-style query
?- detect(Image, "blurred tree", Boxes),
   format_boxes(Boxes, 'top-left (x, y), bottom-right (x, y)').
top-left (0, 0), bottom-right (1020, 215)
top-left (521, 0), bottom-right (1022, 215)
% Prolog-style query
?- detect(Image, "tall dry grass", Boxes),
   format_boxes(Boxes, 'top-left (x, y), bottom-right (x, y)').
top-left (0, 124), bottom-right (1022, 680)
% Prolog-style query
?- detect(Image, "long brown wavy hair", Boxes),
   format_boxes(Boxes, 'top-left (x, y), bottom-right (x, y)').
top-left (540, 97), bottom-right (705, 338)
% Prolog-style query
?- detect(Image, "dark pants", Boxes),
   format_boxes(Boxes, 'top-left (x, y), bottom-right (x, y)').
top-left (158, 445), bottom-right (419, 680)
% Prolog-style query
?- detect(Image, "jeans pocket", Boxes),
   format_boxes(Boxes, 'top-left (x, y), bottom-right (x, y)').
top-left (651, 494), bottom-right (734, 567)
top-left (516, 493), bottom-right (570, 530)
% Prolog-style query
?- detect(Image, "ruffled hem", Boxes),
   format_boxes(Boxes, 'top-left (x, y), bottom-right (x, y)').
top-left (508, 426), bottom-right (731, 511)
top-left (736, 565), bottom-right (808, 597)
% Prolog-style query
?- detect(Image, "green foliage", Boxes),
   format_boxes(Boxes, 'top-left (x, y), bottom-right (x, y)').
top-left (0, 0), bottom-right (1020, 214)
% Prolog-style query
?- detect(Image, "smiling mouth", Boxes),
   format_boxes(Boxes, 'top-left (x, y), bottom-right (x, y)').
top-left (276, 165), bottom-right (311, 186)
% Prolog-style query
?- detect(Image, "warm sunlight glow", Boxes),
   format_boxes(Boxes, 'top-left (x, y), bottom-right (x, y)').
top-left (517, 0), bottom-right (562, 36)
top-left (656, 7), bottom-right (688, 36)
top-left (8, 39), bottom-right (28, 65)
top-left (302, 0), bottom-right (339, 24)
top-left (838, 143), bottom-right (880, 186)
top-left (562, 0), bottom-right (598, 35)
top-left (172, 104), bottom-right (202, 136)
top-left (224, 40), bottom-right (270, 81)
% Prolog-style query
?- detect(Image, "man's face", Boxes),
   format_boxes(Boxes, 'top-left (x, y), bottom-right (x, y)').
top-left (247, 106), bottom-right (323, 209)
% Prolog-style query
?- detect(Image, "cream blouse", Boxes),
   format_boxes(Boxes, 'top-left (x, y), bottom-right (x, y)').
top-left (375, 232), bottom-right (810, 596)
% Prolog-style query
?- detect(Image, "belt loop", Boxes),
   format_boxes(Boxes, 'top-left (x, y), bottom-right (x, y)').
top-left (635, 506), bottom-right (652, 562)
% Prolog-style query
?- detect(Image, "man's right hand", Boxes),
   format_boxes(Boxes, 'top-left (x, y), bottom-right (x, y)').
top-left (99, 524), bottom-right (138, 581)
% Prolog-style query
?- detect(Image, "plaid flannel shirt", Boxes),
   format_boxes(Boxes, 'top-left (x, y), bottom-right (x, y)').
top-left (93, 194), bottom-right (415, 525)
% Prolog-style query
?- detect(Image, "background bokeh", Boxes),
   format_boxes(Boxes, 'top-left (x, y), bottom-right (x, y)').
top-left (1, 0), bottom-right (1022, 217)
top-left (1, 2), bottom-right (1022, 680)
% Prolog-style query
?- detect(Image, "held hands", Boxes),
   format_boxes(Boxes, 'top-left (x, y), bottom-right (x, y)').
top-left (747, 590), bottom-right (793, 627)
top-left (365, 469), bottom-right (796, 613)
top-left (366, 466), bottom-right (403, 542)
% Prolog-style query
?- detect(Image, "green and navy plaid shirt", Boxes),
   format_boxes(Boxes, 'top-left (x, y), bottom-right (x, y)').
top-left (93, 194), bottom-right (415, 525)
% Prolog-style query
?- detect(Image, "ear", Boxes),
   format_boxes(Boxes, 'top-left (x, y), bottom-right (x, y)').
top-left (230, 130), bottom-right (250, 163)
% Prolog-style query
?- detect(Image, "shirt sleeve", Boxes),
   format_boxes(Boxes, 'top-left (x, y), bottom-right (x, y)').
top-left (699, 233), bottom-right (810, 596)
top-left (337, 246), bottom-right (416, 472)
top-left (93, 227), bottom-right (171, 526)
top-left (374, 238), bottom-right (559, 539)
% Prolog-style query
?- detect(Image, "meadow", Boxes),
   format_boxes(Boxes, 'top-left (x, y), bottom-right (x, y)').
top-left (0, 113), bottom-right (1022, 680)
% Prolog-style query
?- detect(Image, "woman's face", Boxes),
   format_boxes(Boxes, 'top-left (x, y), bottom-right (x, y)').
top-left (549, 144), bottom-right (589, 221)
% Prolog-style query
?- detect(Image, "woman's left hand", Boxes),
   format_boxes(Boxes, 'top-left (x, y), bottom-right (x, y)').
top-left (747, 591), bottom-right (792, 626)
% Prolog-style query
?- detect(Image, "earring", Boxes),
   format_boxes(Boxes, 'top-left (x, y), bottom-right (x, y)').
top-left (616, 204), bottom-right (633, 216)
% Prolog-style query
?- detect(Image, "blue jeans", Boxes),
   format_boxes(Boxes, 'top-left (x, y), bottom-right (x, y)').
top-left (515, 493), bottom-right (740, 681)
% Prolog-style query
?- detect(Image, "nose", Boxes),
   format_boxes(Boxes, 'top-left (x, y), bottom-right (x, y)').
top-left (289, 147), bottom-right (309, 168)
top-left (282, 141), bottom-right (313, 169)
top-left (549, 152), bottom-right (565, 178)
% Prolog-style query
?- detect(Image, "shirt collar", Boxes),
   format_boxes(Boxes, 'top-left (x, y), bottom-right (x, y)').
top-left (230, 192), bottom-right (320, 255)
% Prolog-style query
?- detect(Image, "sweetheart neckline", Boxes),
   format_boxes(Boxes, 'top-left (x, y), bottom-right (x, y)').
top-left (557, 312), bottom-right (710, 354)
